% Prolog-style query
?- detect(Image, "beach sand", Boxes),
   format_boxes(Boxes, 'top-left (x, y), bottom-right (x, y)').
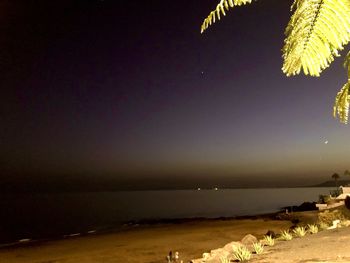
top-left (250, 226), bottom-right (350, 262)
top-left (0, 216), bottom-right (292, 263)
top-left (2, 211), bottom-right (350, 263)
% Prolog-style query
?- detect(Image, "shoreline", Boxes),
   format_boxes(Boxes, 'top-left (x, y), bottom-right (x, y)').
top-left (0, 218), bottom-right (293, 263)
top-left (0, 211), bottom-right (284, 249)
top-left (2, 208), bottom-right (349, 263)
top-left (0, 210), bottom-right (321, 263)
top-left (1, 203), bottom-right (317, 249)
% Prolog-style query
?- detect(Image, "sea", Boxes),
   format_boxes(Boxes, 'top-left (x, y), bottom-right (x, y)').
top-left (0, 187), bottom-right (335, 245)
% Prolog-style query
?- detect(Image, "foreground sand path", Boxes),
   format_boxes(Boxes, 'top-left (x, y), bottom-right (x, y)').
top-left (250, 226), bottom-right (350, 263)
top-left (0, 219), bottom-right (291, 263)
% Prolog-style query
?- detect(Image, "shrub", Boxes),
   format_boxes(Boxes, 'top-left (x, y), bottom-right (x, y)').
top-left (318, 209), bottom-right (345, 226)
top-left (318, 221), bottom-right (329, 230)
top-left (232, 245), bottom-right (252, 262)
top-left (263, 235), bottom-right (275, 246)
top-left (252, 242), bottom-right (264, 254)
top-left (345, 196), bottom-right (350, 210)
top-left (293, 226), bottom-right (306, 237)
top-left (319, 194), bottom-right (328, 204)
top-left (279, 230), bottom-right (293, 241)
top-left (307, 224), bottom-right (319, 234)
top-left (220, 256), bottom-right (230, 263)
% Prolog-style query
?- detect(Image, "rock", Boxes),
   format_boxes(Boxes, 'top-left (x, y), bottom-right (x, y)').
top-left (202, 252), bottom-right (210, 260)
top-left (265, 230), bottom-right (276, 238)
top-left (210, 248), bottom-right (229, 257)
top-left (206, 248), bottom-right (230, 263)
top-left (210, 248), bottom-right (222, 256)
top-left (223, 241), bottom-right (242, 253)
top-left (190, 237), bottom-right (254, 263)
top-left (327, 219), bottom-right (341, 229)
top-left (282, 202), bottom-right (317, 212)
top-left (241, 234), bottom-right (258, 247)
top-left (298, 202), bottom-right (317, 211)
top-left (195, 248), bottom-right (230, 263)
top-left (190, 253), bottom-right (208, 263)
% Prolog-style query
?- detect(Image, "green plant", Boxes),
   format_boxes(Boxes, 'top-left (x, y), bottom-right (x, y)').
top-left (318, 221), bottom-right (329, 230)
top-left (293, 226), bottom-right (307, 237)
top-left (220, 256), bottom-right (230, 263)
top-left (252, 242), bottom-right (264, 254)
top-left (307, 224), bottom-right (319, 234)
top-left (263, 235), bottom-right (275, 246)
top-left (279, 230), bottom-right (293, 241)
top-left (200, 0), bottom-right (350, 124)
top-left (318, 209), bottom-right (347, 226)
top-left (232, 245), bottom-right (252, 262)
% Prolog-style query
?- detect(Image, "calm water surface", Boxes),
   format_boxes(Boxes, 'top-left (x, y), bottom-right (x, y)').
top-left (0, 187), bottom-right (334, 244)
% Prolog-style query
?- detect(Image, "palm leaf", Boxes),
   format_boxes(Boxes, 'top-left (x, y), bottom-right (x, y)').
top-left (201, 0), bottom-right (253, 33)
top-left (334, 52), bottom-right (350, 123)
top-left (344, 51), bottom-right (350, 76)
top-left (334, 83), bottom-right (350, 123)
top-left (282, 0), bottom-right (350, 77)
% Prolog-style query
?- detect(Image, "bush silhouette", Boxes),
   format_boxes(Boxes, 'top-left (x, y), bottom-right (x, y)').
top-left (345, 196), bottom-right (350, 210)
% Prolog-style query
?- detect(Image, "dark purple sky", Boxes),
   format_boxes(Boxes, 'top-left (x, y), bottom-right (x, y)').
top-left (1, 0), bottom-right (349, 190)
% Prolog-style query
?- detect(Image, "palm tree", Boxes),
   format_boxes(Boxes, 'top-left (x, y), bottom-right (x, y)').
top-left (344, 170), bottom-right (350, 185)
top-left (200, 0), bottom-right (350, 123)
top-left (332, 173), bottom-right (340, 188)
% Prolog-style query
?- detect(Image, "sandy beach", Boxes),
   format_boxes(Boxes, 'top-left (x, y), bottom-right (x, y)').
top-left (1, 210), bottom-right (350, 263)
top-left (0, 216), bottom-right (292, 263)
top-left (250, 226), bottom-right (350, 262)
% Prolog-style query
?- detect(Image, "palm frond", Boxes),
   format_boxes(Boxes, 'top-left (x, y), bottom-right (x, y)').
top-left (201, 0), bottom-right (253, 33)
top-left (334, 52), bottom-right (350, 124)
top-left (334, 82), bottom-right (350, 124)
top-left (344, 51), bottom-right (350, 75)
top-left (282, 0), bottom-right (350, 77)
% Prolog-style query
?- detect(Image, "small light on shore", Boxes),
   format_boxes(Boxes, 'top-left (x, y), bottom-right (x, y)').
top-left (197, 188), bottom-right (201, 191)
top-left (214, 187), bottom-right (218, 191)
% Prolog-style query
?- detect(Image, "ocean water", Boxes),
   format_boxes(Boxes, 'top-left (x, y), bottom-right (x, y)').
top-left (0, 187), bottom-right (334, 244)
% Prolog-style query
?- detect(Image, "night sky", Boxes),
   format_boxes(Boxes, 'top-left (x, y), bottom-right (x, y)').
top-left (1, 0), bottom-right (349, 191)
